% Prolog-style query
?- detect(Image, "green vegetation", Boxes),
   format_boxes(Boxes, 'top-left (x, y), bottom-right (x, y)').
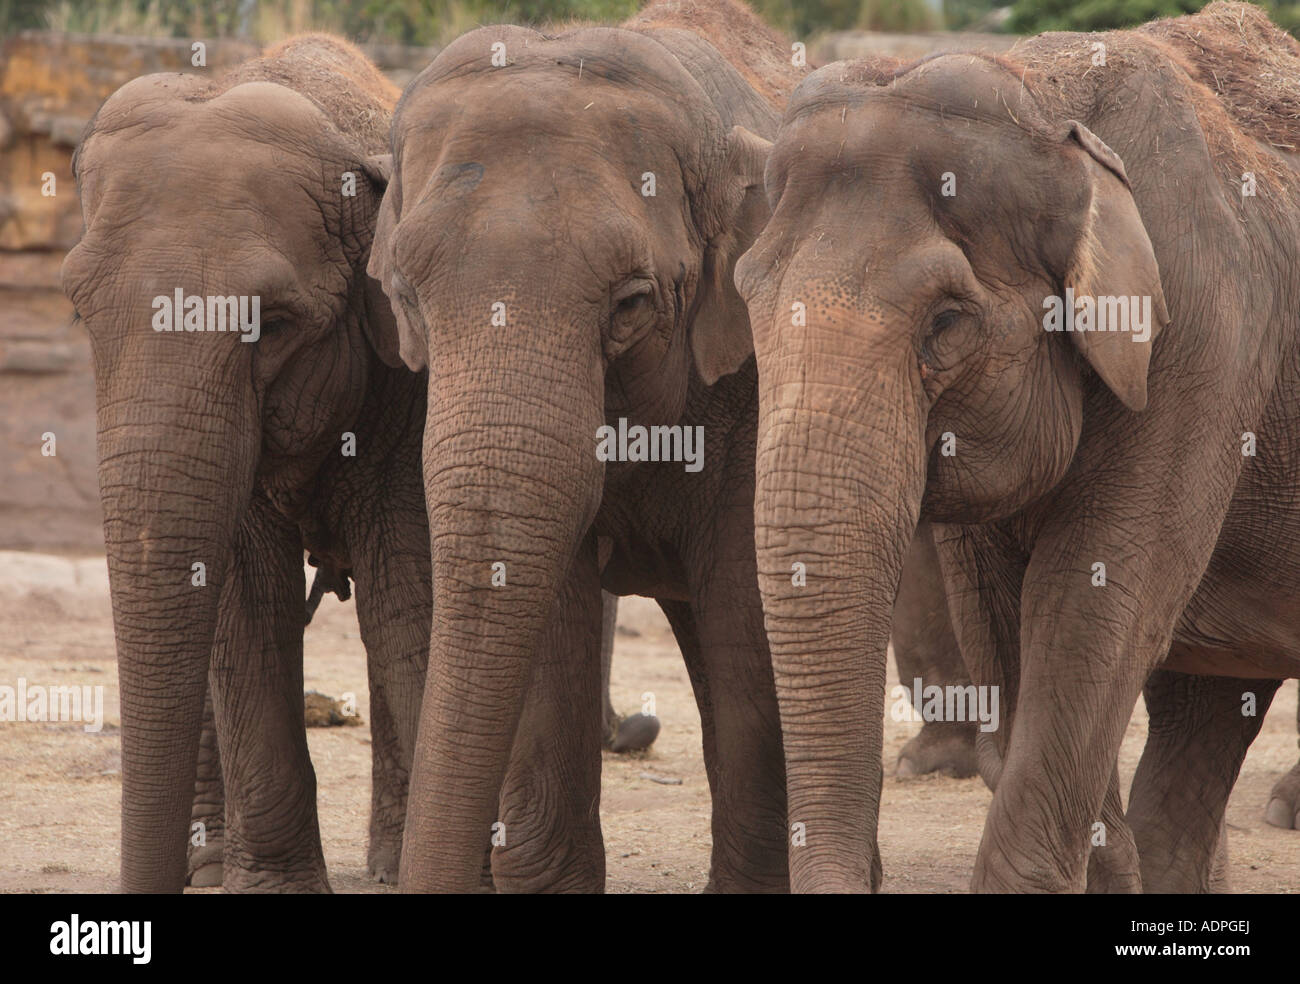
top-left (1010, 0), bottom-right (1201, 31)
top-left (1010, 0), bottom-right (1300, 36)
top-left (2, 0), bottom-right (1299, 43)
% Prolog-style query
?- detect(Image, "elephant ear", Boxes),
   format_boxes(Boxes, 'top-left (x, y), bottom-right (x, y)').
top-left (690, 125), bottom-right (773, 386)
top-left (364, 155), bottom-right (428, 373)
top-left (1058, 120), bottom-right (1169, 412)
top-left (351, 154), bottom-right (406, 370)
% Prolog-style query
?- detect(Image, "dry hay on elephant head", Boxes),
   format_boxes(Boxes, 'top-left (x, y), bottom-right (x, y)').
top-left (1142, 1), bottom-right (1300, 155)
top-left (995, 1), bottom-right (1300, 200)
top-left (626, 0), bottom-right (806, 108)
top-left (185, 33), bottom-right (399, 154)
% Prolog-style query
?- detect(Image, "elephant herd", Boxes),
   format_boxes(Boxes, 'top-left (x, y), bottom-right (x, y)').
top-left (60, 0), bottom-right (1300, 892)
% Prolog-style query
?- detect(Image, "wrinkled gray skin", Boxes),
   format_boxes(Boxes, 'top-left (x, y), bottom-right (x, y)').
top-left (1265, 701), bottom-right (1300, 830)
top-left (739, 5), bottom-right (1300, 892)
top-left (599, 598), bottom-right (661, 753)
top-left (65, 36), bottom-right (658, 893)
top-left (186, 589), bottom-right (651, 888)
top-left (62, 37), bottom-right (425, 892)
top-left (893, 521), bottom-right (976, 779)
top-left (370, 5), bottom-right (799, 892)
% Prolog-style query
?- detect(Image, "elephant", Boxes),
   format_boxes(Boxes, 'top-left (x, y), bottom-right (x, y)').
top-left (61, 35), bottom-right (426, 892)
top-left (367, 0), bottom-right (805, 892)
top-left (736, 0), bottom-right (1300, 892)
top-left (64, 35), bottom-right (660, 893)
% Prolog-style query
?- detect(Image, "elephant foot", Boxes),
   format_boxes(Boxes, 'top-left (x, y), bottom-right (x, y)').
top-left (608, 712), bottom-right (661, 753)
top-left (222, 863), bottom-right (332, 894)
top-left (186, 862), bottom-right (223, 888)
top-left (186, 834), bottom-right (224, 888)
top-left (788, 856), bottom-right (882, 893)
top-left (896, 722), bottom-right (978, 779)
top-left (1208, 827), bottom-right (1231, 893)
top-left (702, 870), bottom-right (790, 894)
top-left (367, 842), bottom-right (401, 884)
top-left (1264, 760), bottom-right (1300, 829)
top-left (1085, 850), bottom-right (1142, 894)
top-left (220, 839), bottom-right (331, 893)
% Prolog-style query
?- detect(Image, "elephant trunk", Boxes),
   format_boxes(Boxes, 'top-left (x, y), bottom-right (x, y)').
top-left (754, 350), bottom-right (926, 893)
top-left (400, 329), bottom-right (605, 892)
top-left (97, 367), bottom-right (258, 892)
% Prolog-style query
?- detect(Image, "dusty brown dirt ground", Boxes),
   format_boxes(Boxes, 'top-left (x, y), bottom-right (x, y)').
top-left (0, 553), bottom-right (1296, 893)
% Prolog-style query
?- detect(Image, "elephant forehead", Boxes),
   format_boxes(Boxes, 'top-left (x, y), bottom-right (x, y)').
top-left (126, 250), bottom-right (301, 296)
top-left (199, 81), bottom-right (332, 135)
top-left (84, 126), bottom-right (337, 221)
top-left (791, 52), bottom-right (1040, 129)
top-left (69, 231), bottom-right (339, 327)
top-left (398, 73), bottom-right (692, 165)
top-left (768, 95), bottom-right (1075, 251)
top-left (395, 31), bottom-right (717, 169)
top-left (420, 24), bottom-right (706, 103)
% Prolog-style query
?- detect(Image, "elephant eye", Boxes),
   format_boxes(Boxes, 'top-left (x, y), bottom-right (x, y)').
top-left (260, 318), bottom-right (290, 337)
top-left (920, 308), bottom-right (966, 371)
top-left (929, 309), bottom-right (961, 337)
top-left (609, 282), bottom-right (655, 344)
top-left (616, 292), bottom-right (650, 315)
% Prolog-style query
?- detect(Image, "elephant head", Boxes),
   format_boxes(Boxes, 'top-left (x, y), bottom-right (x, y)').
top-left (61, 72), bottom-right (398, 892)
top-left (735, 55), bottom-right (1169, 891)
top-left (368, 25), bottom-right (771, 890)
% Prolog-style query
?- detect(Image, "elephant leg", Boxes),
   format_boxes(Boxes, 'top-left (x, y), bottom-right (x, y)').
top-left (210, 497), bottom-right (329, 893)
top-left (893, 521), bottom-right (978, 779)
top-left (365, 671), bottom-right (407, 884)
top-left (1127, 667), bottom-right (1280, 892)
top-left (1084, 765), bottom-right (1141, 893)
top-left (1209, 815), bottom-right (1231, 892)
top-left (601, 591), bottom-right (661, 753)
top-left (600, 591), bottom-right (619, 743)
top-left (658, 600), bottom-right (723, 845)
top-left (940, 535), bottom-right (1181, 895)
top-left (964, 504), bottom-right (1233, 893)
top-left (930, 523), bottom-right (1025, 794)
top-left (350, 542), bottom-right (430, 885)
top-left (966, 693), bottom-right (1141, 897)
top-left (662, 591), bottom-right (788, 893)
top-left (186, 685), bottom-right (225, 888)
top-left (491, 535), bottom-right (605, 893)
top-left (1264, 692), bottom-right (1300, 830)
